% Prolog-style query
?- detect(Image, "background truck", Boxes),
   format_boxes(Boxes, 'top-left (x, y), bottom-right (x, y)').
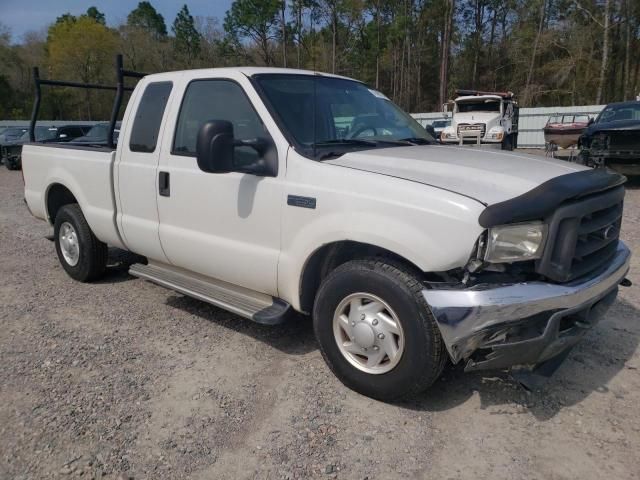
top-left (22, 57), bottom-right (630, 401)
top-left (440, 89), bottom-right (519, 150)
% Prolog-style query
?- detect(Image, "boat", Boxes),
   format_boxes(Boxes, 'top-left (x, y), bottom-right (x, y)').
top-left (543, 114), bottom-right (590, 149)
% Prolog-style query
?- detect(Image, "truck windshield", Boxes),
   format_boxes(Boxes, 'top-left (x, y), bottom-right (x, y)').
top-left (596, 103), bottom-right (640, 123)
top-left (456, 101), bottom-right (500, 113)
top-left (253, 74), bottom-right (434, 159)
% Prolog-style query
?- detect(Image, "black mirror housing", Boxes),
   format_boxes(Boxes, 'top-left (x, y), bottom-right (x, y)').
top-left (195, 120), bottom-right (278, 177)
top-left (196, 120), bottom-right (235, 173)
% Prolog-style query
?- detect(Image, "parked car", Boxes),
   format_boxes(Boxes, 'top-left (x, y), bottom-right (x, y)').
top-left (71, 122), bottom-right (121, 145)
top-left (431, 118), bottom-right (451, 140)
top-left (3, 125), bottom-right (91, 170)
top-left (0, 126), bottom-right (29, 164)
top-left (579, 100), bottom-right (640, 175)
top-left (23, 67), bottom-right (631, 401)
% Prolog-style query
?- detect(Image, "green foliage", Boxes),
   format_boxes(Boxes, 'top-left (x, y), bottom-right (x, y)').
top-left (86, 7), bottom-right (106, 25)
top-left (1, 0), bottom-right (640, 121)
top-left (224, 0), bottom-right (282, 64)
top-left (172, 4), bottom-right (201, 62)
top-left (127, 1), bottom-right (168, 38)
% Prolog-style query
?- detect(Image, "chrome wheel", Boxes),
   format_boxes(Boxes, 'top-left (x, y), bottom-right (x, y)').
top-left (333, 293), bottom-right (405, 374)
top-left (59, 222), bottom-right (80, 267)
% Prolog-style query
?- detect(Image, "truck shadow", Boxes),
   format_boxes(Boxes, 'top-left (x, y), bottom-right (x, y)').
top-left (94, 248), bottom-right (146, 284)
top-left (165, 294), bottom-right (317, 356)
top-left (398, 297), bottom-right (640, 420)
top-left (625, 176), bottom-right (640, 189)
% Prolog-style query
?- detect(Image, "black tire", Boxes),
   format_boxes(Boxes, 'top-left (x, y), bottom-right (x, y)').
top-left (501, 133), bottom-right (514, 151)
top-left (54, 204), bottom-right (108, 282)
top-left (313, 259), bottom-right (447, 401)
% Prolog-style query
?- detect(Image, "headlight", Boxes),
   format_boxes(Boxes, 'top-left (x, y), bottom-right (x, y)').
top-left (484, 222), bottom-right (547, 263)
top-left (487, 127), bottom-right (504, 140)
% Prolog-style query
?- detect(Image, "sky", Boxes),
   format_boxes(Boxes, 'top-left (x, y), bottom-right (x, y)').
top-left (1, 0), bottom-right (234, 42)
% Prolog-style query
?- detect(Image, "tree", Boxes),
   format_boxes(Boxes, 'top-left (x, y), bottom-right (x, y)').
top-left (224, 0), bottom-right (282, 65)
top-left (85, 6), bottom-right (106, 25)
top-left (127, 1), bottom-right (167, 38)
top-left (173, 4), bottom-right (201, 64)
top-left (47, 15), bottom-right (119, 119)
top-left (439, 0), bottom-right (455, 107)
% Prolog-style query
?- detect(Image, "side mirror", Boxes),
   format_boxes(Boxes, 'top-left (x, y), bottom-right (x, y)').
top-left (196, 120), bottom-right (235, 173)
top-left (196, 120), bottom-right (278, 176)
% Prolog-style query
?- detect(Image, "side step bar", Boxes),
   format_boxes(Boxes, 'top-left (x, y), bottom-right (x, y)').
top-left (129, 262), bottom-right (290, 325)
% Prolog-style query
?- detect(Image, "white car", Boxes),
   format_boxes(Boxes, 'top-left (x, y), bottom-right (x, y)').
top-left (22, 66), bottom-right (631, 400)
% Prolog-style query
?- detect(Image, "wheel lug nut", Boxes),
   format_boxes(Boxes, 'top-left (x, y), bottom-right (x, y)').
top-left (372, 319), bottom-right (378, 326)
top-left (378, 333), bottom-right (385, 339)
top-left (351, 322), bottom-right (356, 327)
top-left (373, 346), bottom-right (379, 351)
top-left (360, 314), bottom-right (365, 320)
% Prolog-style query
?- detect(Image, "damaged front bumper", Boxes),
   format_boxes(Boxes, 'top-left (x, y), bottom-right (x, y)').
top-left (423, 241), bottom-right (631, 372)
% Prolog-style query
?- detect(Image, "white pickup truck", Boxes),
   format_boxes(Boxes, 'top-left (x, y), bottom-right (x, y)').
top-left (23, 66), bottom-right (631, 400)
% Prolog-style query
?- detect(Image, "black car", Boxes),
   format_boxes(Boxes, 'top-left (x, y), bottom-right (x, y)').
top-left (2, 125), bottom-right (91, 170)
top-left (579, 100), bottom-right (640, 175)
top-left (71, 122), bottom-right (121, 145)
top-left (0, 126), bottom-right (29, 164)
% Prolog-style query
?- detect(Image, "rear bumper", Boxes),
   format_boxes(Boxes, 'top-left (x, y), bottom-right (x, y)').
top-left (422, 241), bottom-right (631, 371)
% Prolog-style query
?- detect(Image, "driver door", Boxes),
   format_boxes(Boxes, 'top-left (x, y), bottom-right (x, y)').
top-left (156, 78), bottom-right (283, 296)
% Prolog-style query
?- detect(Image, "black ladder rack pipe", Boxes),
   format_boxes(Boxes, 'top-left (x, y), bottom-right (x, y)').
top-left (29, 54), bottom-right (146, 146)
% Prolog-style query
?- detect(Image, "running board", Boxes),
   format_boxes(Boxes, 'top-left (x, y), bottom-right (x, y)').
top-left (129, 262), bottom-right (290, 325)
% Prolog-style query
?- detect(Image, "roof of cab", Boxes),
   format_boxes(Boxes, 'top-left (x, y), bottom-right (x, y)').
top-left (143, 66), bottom-right (354, 81)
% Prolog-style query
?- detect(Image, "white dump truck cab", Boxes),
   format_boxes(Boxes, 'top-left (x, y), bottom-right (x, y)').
top-left (441, 89), bottom-right (519, 150)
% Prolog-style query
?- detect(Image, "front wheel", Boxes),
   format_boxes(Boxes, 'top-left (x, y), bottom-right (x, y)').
top-left (54, 204), bottom-right (108, 282)
top-left (501, 134), bottom-right (514, 151)
top-left (313, 259), bottom-right (447, 401)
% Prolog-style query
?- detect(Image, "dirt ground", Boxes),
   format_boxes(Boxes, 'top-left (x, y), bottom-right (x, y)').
top-left (1, 165), bottom-right (639, 480)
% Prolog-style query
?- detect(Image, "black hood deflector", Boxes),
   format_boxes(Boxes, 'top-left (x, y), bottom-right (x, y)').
top-left (478, 168), bottom-right (627, 227)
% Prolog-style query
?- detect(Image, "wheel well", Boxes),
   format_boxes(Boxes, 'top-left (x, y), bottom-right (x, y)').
top-left (46, 184), bottom-right (78, 224)
top-left (299, 241), bottom-right (422, 314)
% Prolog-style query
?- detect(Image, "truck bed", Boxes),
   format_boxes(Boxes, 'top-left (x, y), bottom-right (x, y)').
top-left (22, 143), bottom-right (125, 249)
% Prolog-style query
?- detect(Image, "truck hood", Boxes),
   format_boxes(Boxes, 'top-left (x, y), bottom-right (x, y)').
top-left (326, 145), bottom-right (586, 205)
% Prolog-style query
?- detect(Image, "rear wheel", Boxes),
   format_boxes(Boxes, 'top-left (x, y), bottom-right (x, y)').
top-left (313, 259), bottom-right (447, 401)
top-left (54, 204), bottom-right (108, 282)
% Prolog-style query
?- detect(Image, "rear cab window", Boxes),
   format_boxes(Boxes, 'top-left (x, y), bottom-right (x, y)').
top-left (129, 81), bottom-right (173, 153)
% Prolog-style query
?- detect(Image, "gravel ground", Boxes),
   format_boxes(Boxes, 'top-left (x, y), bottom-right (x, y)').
top-left (1, 166), bottom-right (639, 480)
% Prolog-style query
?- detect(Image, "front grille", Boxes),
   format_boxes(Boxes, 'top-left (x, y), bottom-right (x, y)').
top-left (457, 123), bottom-right (486, 139)
top-left (536, 186), bottom-right (624, 282)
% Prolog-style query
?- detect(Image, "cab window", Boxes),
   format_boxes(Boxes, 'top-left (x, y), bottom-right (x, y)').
top-left (172, 79), bottom-right (271, 168)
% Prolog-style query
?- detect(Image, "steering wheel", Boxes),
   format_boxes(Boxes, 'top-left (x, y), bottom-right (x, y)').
top-left (348, 125), bottom-right (378, 139)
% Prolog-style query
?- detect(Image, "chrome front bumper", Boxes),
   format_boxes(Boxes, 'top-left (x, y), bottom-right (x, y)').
top-left (423, 241), bottom-right (631, 369)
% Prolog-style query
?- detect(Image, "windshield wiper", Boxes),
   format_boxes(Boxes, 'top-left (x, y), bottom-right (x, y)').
top-left (313, 139), bottom-right (378, 147)
top-left (396, 137), bottom-right (433, 145)
top-left (317, 150), bottom-right (350, 160)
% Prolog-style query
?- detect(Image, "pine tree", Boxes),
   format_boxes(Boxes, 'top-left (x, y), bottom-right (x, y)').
top-left (172, 4), bottom-right (201, 63)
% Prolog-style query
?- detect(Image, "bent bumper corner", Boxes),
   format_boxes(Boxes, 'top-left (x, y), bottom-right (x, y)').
top-left (422, 242), bottom-right (631, 372)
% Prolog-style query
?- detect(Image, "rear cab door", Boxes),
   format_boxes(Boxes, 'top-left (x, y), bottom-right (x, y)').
top-left (115, 73), bottom-right (179, 261)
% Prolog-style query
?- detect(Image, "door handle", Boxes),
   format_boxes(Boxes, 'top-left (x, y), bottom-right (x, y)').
top-left (159, 171), bottom-right (170, 197)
